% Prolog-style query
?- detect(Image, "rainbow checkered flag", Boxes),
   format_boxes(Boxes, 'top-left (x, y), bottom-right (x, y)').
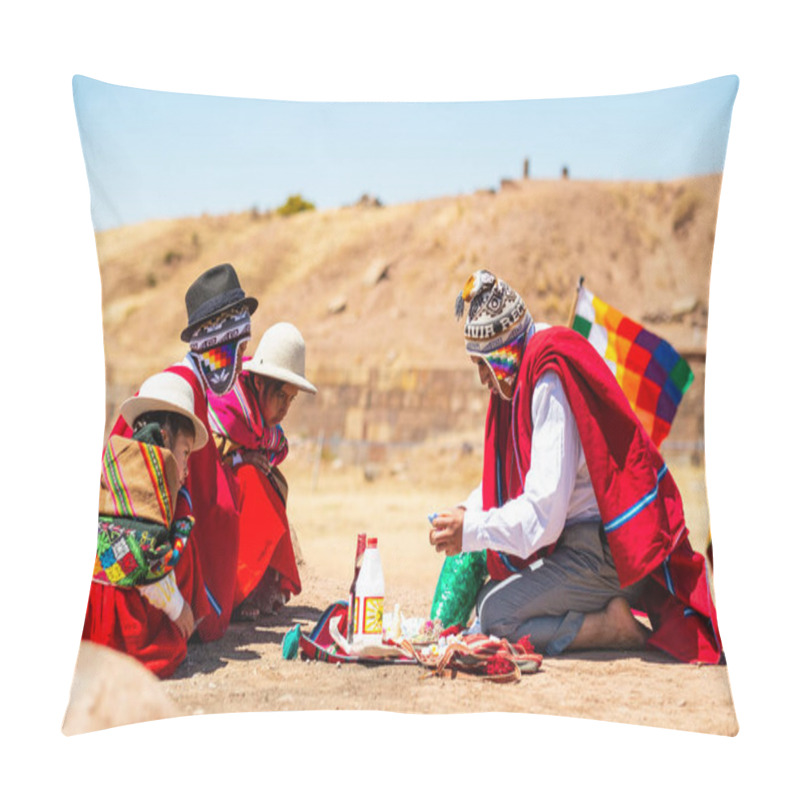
top-left (571, 282), bottom-right (693, 448)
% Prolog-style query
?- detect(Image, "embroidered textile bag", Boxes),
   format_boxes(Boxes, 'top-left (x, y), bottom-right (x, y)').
top-left (94, 515), bottom-right (193, 587)
top-left (95, 428), bottom-right (194, 586)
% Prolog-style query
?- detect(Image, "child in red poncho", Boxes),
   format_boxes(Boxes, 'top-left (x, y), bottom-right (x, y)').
top-left (207, 322), bottom-right (317, 619)
top-left (83, 371), bottom-right (212, 677)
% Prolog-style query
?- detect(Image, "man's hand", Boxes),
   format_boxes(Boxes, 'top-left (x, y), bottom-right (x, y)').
top-left (429, 507), bottom-right (465, 557)
top-left (239, 448), bottom-right (271, 473)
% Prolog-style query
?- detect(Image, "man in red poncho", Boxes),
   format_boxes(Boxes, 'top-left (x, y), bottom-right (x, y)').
top-left (429, 270), bottom-right (722, 664)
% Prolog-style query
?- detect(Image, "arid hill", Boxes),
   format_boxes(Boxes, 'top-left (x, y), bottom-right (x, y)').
top-left (95, 174), bottom-right (722, 448)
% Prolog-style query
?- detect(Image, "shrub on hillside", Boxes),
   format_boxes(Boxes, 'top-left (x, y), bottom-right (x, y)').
top-left (276, 194), bottom-right (316, 216)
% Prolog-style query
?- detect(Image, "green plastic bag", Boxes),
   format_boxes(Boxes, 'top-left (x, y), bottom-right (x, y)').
top-left (430, 550), bottom-right (488, 628)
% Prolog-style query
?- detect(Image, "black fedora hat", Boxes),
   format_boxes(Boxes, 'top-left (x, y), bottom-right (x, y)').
top-left (181, 263), bottom-right (258, 342)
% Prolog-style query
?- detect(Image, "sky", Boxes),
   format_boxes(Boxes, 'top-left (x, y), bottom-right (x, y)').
top-left (73, 74), bottom-right (738, 231)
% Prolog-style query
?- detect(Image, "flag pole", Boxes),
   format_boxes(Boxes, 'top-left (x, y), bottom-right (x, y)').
top-left (567, 275), bottom-right (584, 327)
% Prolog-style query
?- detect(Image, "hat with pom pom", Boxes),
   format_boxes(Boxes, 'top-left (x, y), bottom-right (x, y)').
top-left (455, 270), bottom-right (532, 400)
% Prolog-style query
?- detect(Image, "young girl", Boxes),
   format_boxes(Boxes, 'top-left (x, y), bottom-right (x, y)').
top-left (207, 322), bottom-right (317, 619)
top-left (83, 372), bottom-right (212, 678)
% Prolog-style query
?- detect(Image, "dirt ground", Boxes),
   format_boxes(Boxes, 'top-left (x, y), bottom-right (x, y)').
top-left (139, 442), bottom-right (737, 737)
top-left (165, 568), bottom-right (737, 734)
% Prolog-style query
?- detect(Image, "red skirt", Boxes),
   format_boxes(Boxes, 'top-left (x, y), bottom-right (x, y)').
top-left (233, 464), bottom-right (302, 606)
top-left (82, 538), bottom-right (212, 679)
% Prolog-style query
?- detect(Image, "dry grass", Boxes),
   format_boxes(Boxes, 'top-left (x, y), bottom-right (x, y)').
top-left (97, 175), bottom-right (721, 391)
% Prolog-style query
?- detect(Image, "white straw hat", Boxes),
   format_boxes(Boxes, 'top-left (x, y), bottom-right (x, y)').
top-left (120, 372), bottom-right (209, 450)
top-left (245, 322), bottom-right (317, 394)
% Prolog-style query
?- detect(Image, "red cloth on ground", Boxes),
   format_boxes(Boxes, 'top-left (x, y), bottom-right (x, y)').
top-left (233, 464), bottom-right (302, 605)
top-left (82, 536), bottom-right (212, 678)
top-left (110, 362), bottom-right (241, 642)
top-left (482, 325), bottom-right (721, 664)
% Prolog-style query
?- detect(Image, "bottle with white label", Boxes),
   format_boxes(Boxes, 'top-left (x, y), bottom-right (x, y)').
top-left (352, 537), bottom-right (384, 647)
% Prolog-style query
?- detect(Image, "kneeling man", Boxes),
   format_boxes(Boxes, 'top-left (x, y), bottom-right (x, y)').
top-left (429, 270), bottom-right (721, 663)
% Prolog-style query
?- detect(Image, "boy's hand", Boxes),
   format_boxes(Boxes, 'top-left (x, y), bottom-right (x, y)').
top-left (429, 508), bottom-right (465, 557)
top-left (174, 602), bottom-right (195, 639)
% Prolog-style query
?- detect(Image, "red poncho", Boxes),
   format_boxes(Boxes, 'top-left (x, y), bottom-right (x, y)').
top-left (482, 326), bottom-right (722, 664)
top-left (207, 375), bottom-right (301, 605)
top-left (83, 456), bottom-right (214, 678)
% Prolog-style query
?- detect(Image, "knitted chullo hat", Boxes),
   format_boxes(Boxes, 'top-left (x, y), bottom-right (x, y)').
top-left (455, 269), bottom-right (532, 400)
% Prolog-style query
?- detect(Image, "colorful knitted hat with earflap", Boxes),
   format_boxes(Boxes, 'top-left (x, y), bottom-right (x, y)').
top-left (455, 269), bottom-right (532, 400)
top-left (190, 304), bottom-right (252, 396)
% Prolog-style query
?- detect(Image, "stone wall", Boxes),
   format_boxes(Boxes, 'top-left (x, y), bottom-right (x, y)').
top-left (106, 356), bottom-right (705, 463)
top-left (288, 355), bottom-right (707, 461)
top-left (289, 366), bottom-right (488, 444)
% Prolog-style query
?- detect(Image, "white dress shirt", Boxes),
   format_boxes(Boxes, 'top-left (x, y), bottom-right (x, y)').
top-left (461, 370), bottom-right (600, 559)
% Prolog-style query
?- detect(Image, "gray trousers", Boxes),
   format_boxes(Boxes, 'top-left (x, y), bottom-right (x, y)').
top-left (475, 521), bottom-right (643, 656)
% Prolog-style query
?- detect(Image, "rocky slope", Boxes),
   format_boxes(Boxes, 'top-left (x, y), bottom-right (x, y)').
top-left (95, 174), bottom-right (723, 447)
